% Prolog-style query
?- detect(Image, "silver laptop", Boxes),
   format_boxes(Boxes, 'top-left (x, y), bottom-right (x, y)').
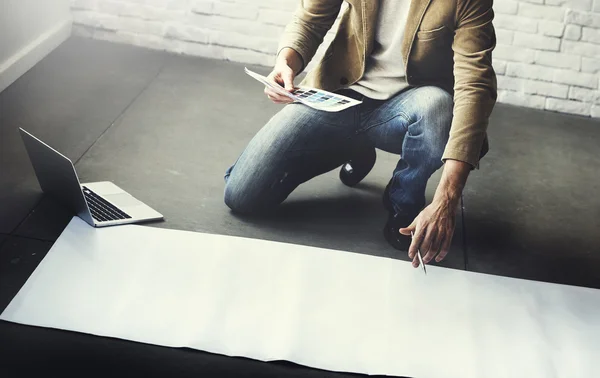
top-left (19, 128), bottom-right (163, 227)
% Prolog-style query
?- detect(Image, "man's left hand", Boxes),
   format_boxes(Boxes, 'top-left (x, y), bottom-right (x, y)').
top-left (397, 159), bottom-right (471, 267)
top-left (399, 198), bottom-right (458, 267)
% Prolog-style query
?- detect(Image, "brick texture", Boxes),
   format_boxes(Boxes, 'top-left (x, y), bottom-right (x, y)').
top-left (494, 0), bottom-right (600, 116)
top-left (513, 32), bottom-right (561, 51)
top-left (569, 86), bottom-right (600, 102)
top-left (494, 59), bottom-right (508, 75)
top-left (538, 20), bottom-right (565, 37)
top-left (565, 24), bottom-right (583, 40)
top-left (506, 62), bottom-right (555, 81)
top-left (535, 51), bottom-right (581, 69)
top-left (553, 68), bottom-right (598, 88)
top-left (546, 98), bottom-right (592, 115)
top-left (496, 0), bottom-right (519, 14)
top-left (70, 0), bottom-right (600, 117)
top-left (498, 90), bottom-right (546, 109)
top-left (582, 57), bottom-right (600, 72)
top-left (518, 3), bottom-right (566, 22)
top-left (494, 44), bottom-right (536, 63)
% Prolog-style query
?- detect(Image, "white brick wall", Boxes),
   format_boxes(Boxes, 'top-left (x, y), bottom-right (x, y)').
top-left (71, 0), bottom-right (600, 118)
top-left (70, 0), bottom-right (339, 70)
top-left (497, 0), bottom-right (600, 117)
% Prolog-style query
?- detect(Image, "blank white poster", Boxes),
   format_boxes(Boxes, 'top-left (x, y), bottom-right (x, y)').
top-left (1, 217), bottom-right (598, 377)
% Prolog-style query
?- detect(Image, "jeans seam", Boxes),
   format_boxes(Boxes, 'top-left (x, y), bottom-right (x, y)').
top-left (356, 112), bottom-right (412, 134)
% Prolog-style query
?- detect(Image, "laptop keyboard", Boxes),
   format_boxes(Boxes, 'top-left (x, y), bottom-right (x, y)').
top-left (82, 186), bottom-right (132, 222)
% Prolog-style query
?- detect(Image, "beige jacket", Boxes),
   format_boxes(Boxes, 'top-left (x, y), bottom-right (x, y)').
top-left (278, 0), bottom-right (497, 167)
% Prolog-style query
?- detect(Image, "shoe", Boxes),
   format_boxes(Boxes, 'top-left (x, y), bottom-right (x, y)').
top-left (382, 179), bottom-right (393, 211)
top-left (383, 208), bottom-right (420, 252)
top-left (339, 147), bottom-right (376, 187)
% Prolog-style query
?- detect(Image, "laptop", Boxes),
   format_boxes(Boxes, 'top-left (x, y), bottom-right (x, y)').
top-left (19, 128), bottom-right (163, 227)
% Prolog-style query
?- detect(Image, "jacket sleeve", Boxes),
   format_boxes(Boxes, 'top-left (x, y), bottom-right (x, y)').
top-left (277, 0), bottom-right (343, 72)
top-left (443, 0), bottom-right (497, 168)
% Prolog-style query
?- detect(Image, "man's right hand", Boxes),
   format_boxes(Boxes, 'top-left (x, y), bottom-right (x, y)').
top-left (264, 48), bottom-right (302, 104)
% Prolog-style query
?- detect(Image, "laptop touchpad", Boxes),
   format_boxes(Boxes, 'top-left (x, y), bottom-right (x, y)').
top-left (104, 193), bottom-right (143, 208)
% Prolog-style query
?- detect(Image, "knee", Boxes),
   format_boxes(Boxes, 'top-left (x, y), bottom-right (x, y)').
top-left (417, 87), bottom-right (453, 159)
top-left (224, 176), bottom-right (282, 215)
top-left (224, 182), bottom-right (258, 214)
top-left (419, 87), bottom-right (453, 128)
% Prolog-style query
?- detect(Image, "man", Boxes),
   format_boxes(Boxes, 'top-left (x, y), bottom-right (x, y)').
top-left (224, 0), bottom-right (497, 268)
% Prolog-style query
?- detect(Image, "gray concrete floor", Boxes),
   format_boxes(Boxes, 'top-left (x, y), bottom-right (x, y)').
top-left (1, 36), bottom-right (599, 377)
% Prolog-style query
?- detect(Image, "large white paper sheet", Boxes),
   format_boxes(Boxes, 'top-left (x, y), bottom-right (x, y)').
top-left (1, 217), bottom-right (598, 377)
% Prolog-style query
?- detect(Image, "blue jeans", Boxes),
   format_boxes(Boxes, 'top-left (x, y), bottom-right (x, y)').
top-left (224, 86), bottom-right (453, 214)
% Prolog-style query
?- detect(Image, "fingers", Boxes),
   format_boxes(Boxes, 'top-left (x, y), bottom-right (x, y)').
top-left (435, 233), bottom-right (453, 263)
top-left (270, 65), bottom-right (296, 91)
top-left (264, 87), bottom-right (293, 104)
top-left (401, 216), bottom-right (420, 267)
top-left (264, 75), bottom-right (293, 103)
top-left (412, 253), bottom-right (419, 268)
top-left (423, 230), bottom-right (443, 264)
top-left (403, 203), bottom-right (457, 268)
top-left (266, 70), bottom-right (282, 85)
top-left (407, 225), bottom-right (425, 260)
top-left (399, 220), bottom-right (416, 236)
top-left (270, 97), bottom-right (293, 104)
top-left (264, 66), bottom-right (296, 104)
top-left (280, 66), bottom-right (295, 91)
top-left (418, 226), bottom-right (436, 263)
top-left (266, 93), bottom-right (290, 104)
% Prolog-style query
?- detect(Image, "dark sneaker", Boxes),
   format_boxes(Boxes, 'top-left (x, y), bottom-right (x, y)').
top-left (383, 208), bottom-right (420, 252)
top-left (382, 179), bottom-right (393, 211)
top-left (339, 147), bottom-right (377, 187)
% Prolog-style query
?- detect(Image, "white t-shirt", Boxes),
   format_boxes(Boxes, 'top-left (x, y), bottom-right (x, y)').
top-left (350, 0), bottom-right (412, 100)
